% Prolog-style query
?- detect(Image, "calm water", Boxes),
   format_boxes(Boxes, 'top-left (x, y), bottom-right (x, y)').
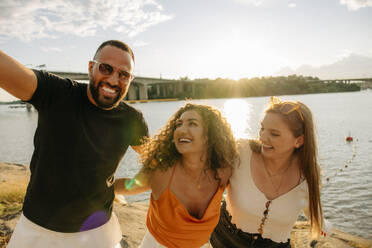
top-left (0, 91), bottom-right (371, 239)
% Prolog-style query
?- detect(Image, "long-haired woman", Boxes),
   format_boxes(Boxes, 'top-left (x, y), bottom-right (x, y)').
top-left (210, 96), bottom-right (332, 248)
top-left (115, 103), bottom-right (239, 248)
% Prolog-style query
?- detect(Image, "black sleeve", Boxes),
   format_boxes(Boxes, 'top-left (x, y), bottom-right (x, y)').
top-left (27, 70), bottom-right (77, 111)
top-left (131, 110), bottom-right (149, 146)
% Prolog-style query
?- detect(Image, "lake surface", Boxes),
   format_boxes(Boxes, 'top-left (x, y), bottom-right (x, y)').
top-left (0, 91), bottom-right (371, 239)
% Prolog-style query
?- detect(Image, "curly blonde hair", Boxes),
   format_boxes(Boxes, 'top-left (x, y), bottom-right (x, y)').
top-left (140, 103), bottom-right (238, 178)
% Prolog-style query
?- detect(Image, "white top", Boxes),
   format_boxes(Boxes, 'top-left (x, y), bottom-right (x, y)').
top-left (226, 140), bottom-right (332, 243)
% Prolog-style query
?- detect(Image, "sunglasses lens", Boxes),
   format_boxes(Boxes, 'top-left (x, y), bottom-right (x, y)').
top-left (280, 104), bottom-right (304, 121)
top-left (280, 104), bottom-right (292, 113)
top-left (95, 61), bottom-right (132, 81)
top-left (99, 63), bottom-right (113, 75)
top-left (119, 71), bottom-right (131, 81)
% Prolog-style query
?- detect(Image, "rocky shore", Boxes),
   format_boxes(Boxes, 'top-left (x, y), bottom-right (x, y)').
top-left (1, 162), bottom-right (371, 248)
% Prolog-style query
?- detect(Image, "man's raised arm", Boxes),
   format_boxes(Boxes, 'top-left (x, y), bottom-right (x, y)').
top-left (0, 50), bottom-right (37, 101)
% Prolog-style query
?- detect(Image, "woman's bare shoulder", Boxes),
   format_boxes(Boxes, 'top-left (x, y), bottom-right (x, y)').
top-left (149, 166), bottom-right (174, 197)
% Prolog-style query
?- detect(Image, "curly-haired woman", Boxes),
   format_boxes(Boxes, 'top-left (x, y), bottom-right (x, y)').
top-left (115, 103), bottom-right (239, 248)
top-left (210, 97), bottom-right (332, 248)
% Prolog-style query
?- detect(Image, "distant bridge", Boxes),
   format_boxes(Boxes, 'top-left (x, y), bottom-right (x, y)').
top-left (318, 78), bottom-right (372, 83)
top-left (338, 78), bottom-right (372, 90)
top-left (360, 81), bottom-right (372, 90)
top-left (307, 78), bottom-right (372, 90)
top-left (49, 71), bottom-right (197, 100)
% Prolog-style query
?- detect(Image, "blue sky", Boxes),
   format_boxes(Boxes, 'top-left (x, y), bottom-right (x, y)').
top-left (1, 0), bottom-right (372, 101)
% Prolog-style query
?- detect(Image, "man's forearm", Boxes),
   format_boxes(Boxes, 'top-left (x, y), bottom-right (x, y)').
top-left (0, 50), bottom-right (37, 101)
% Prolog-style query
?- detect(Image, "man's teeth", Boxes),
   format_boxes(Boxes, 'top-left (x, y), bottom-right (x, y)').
top-left (102, 86), bottom-right (116, 94)
top-left (263, 144), bottom-right (273, 149)
top-left (179, 138), bottom-right (191, 143)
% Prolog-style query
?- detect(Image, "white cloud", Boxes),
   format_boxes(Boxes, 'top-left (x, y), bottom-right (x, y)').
top-left (232, 0), bottom-right (264, 6)
top-left (337, 49), bottom-right (354, 59)
top-left (340, 0), bottom-right (372, 10)
top-left (232, 0), bottom-right (296, 7)
top-left (0, 0), bottom-right (173, 42)
top-left (40, 47), bottom-right (62, 52)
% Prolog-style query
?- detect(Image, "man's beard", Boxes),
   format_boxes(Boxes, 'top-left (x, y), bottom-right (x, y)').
top-left (89, 79), bottom-right (124, 109)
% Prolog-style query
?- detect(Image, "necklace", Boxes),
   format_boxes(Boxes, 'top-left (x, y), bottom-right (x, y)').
top-left (262, 157), bottom-right (293, 196)
top-left (197, 168), bottom-right (208, 190)
top-left (196, 170), bottom-right (202, 190)
top-left (180, 160), bottom-right (206, 190)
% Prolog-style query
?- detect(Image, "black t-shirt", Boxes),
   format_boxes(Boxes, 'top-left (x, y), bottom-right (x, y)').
top-left (23, 70), bottom-right (149, 232)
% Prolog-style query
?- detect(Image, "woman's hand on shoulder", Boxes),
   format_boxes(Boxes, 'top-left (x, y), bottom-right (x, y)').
top-left (217, 166), bottom-right (233, 187)
top-left (236, 138), bottom-right (249, 147)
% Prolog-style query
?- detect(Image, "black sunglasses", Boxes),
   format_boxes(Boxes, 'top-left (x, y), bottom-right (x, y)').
top-left (92, 60), bottom-right (134, 82)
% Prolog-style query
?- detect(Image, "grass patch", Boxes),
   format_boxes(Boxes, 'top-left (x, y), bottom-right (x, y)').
top-left (0, 202), bottom-right (23, 217)
top-left (0, 181), bottom-right (27, 201)
top-left (0, 163), bottom-right (29, 248)
top-left (0, 181), bottom-right (26, 216)
top-left (0, 182), bottom-right (26, 248)
top-left (0, 234), bottom-right (11, 248)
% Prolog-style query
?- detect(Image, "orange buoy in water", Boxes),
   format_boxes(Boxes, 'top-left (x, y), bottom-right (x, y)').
top-left (346, 136), bottom-right (353, 142)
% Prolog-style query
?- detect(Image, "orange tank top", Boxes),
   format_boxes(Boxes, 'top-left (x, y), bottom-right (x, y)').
top-left (146, 166), bottom-right (224, 248)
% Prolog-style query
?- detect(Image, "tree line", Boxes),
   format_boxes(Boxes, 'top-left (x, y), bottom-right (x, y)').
top-left (176, 75), bottom-right (360, 99)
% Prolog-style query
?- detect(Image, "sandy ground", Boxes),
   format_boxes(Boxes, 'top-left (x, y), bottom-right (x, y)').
top-left (114, 201), bottom-right (371, 248)
top-left (1, 162), bottom-right (371, 248)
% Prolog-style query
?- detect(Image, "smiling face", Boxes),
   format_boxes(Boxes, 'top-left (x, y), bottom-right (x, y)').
top-left (259, 113), bottom-right (304, 158)
top-left (173, 110), bottom-right (208, 156)
top-left (87, 45), bottom-right (134, 110)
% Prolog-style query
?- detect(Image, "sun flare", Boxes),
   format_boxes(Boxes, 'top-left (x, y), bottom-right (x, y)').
top-left (222, 99), bottom-right (252, 139)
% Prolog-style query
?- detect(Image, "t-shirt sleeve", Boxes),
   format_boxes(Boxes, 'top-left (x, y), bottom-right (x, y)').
top-left (27, 70), bottom-right (76, 111)
top-left (130, 110), bottom-right (149, 146)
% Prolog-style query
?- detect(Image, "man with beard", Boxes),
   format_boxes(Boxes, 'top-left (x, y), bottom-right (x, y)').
top-left (0, 40), bottom-right (149, 248)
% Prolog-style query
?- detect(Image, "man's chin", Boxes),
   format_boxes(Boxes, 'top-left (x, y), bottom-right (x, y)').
top-left (88, 82), bottom-right (125, 109)
top-left (96, 98), bottom-right (119, 109)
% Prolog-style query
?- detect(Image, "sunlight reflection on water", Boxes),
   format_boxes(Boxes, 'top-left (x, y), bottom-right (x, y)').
top-left (222, 99), bottom-right (252, 139)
